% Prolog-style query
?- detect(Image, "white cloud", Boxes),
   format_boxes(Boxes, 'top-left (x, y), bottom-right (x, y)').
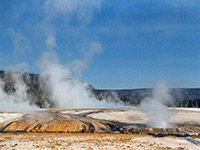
top-left (44, 0), bottom-right (101, 14)
top-left (43, 0), bottom-right (101, 25)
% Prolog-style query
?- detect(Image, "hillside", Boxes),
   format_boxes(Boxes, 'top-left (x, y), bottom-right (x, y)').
top-left (95, 88), bottom-right (200, 107)
top-left (0, 70), bottom-right (199, 108)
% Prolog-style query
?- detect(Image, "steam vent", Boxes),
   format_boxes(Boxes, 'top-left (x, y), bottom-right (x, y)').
top-left (1, 108), bottom-right (200, 136)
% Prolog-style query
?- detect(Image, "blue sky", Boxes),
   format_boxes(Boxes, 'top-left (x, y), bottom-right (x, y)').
top-left (0, 0), bottom-right (200, 89)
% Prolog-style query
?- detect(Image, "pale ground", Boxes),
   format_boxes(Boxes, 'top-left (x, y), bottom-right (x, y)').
top-left (0, 113), bottom-right (23, 128)
top-left (87, 108), bottom-right (200, 124)
top-left (87, 108), bottom-right (147, 124)
top-left (0, 108), bottom-right (200, 149)
top-left (60, 109), bottom-right (100, 115)
top-left (0, 133), bottom-right (199, 150)
top-left (1, 108), bottom-right (200, 125)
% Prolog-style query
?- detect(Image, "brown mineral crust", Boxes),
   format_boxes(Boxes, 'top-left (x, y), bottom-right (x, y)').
top-left (43, 120), bottom-right (86, 133)
top-left (1, 109), bottom-right (200, 136)
top-left (2, 119), bottom-right (120, 133)
top-left (4, 121), bottom-right (30, 132)
top-left (25, 123), bottom-right (41, 132)
top-left (181, 124), bottom-right (200, 135)
top-left (87, 120), bottom-right (116, 132)
top-left (119, 125), bottom-right (200, 136)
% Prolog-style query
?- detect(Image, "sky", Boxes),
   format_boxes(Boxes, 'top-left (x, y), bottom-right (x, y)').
top-left (0, 0), bottom-right (200, 89)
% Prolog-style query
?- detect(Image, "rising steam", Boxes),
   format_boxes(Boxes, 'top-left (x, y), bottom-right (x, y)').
top-left (37, 50), bottom-right (122, 108)
top-left (0, 49), bottom-right (123, 111)
top-left (0, 46), bottom-right (123, 111)
top-left (140, 82), bottom-right (175, 128)
top-left (0, 72), bottom-right (38, 111)
top-left (0, 0), bottom-right (124, 111)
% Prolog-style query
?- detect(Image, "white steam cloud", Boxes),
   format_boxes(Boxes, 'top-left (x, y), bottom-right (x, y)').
top-left (140, 82), bottom-right (176, 128)
top-left (0, 72), bottom-right (38, 111)
top-left (44, 0), bottom-right (101, 23)
top-left (45, 35), bottom-right (56, 49)
top-left (9, 29), bottom-right (31, 59)
top-left (34, 0), bottom-right (121, 108)
top-left (0, 0), bottom-right (124, 111)
top-left (37, 50), bottom-right (122, 108)
top-left (70, 42), bottom-right (103, 78)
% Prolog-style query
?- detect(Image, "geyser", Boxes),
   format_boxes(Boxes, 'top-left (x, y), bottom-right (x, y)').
top-left (37, 50), bottom-right (123, 109)
top-left (140, 82), bottom-right (176, 128)
top-left (0, 0), bottom-right (125, 111)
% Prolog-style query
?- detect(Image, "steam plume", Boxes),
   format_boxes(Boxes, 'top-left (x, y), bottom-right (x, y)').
top-left (37, 50), bottom-right (122, 108)
top-left (140, 82), bottom-right (175, 128)
top-left (0, 72), bottom-right (38, 111)
top-left (0, 0), bottom-right (124, 110)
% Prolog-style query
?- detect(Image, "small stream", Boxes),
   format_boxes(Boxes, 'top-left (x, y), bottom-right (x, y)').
top-left (185, 137), bottom-right (200, 146)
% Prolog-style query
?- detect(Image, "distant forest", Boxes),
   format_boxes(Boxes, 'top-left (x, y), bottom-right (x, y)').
top-left (95, 88), bottom-right (200, 108)
top-left (0, 70), bottom-right (200, 108)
